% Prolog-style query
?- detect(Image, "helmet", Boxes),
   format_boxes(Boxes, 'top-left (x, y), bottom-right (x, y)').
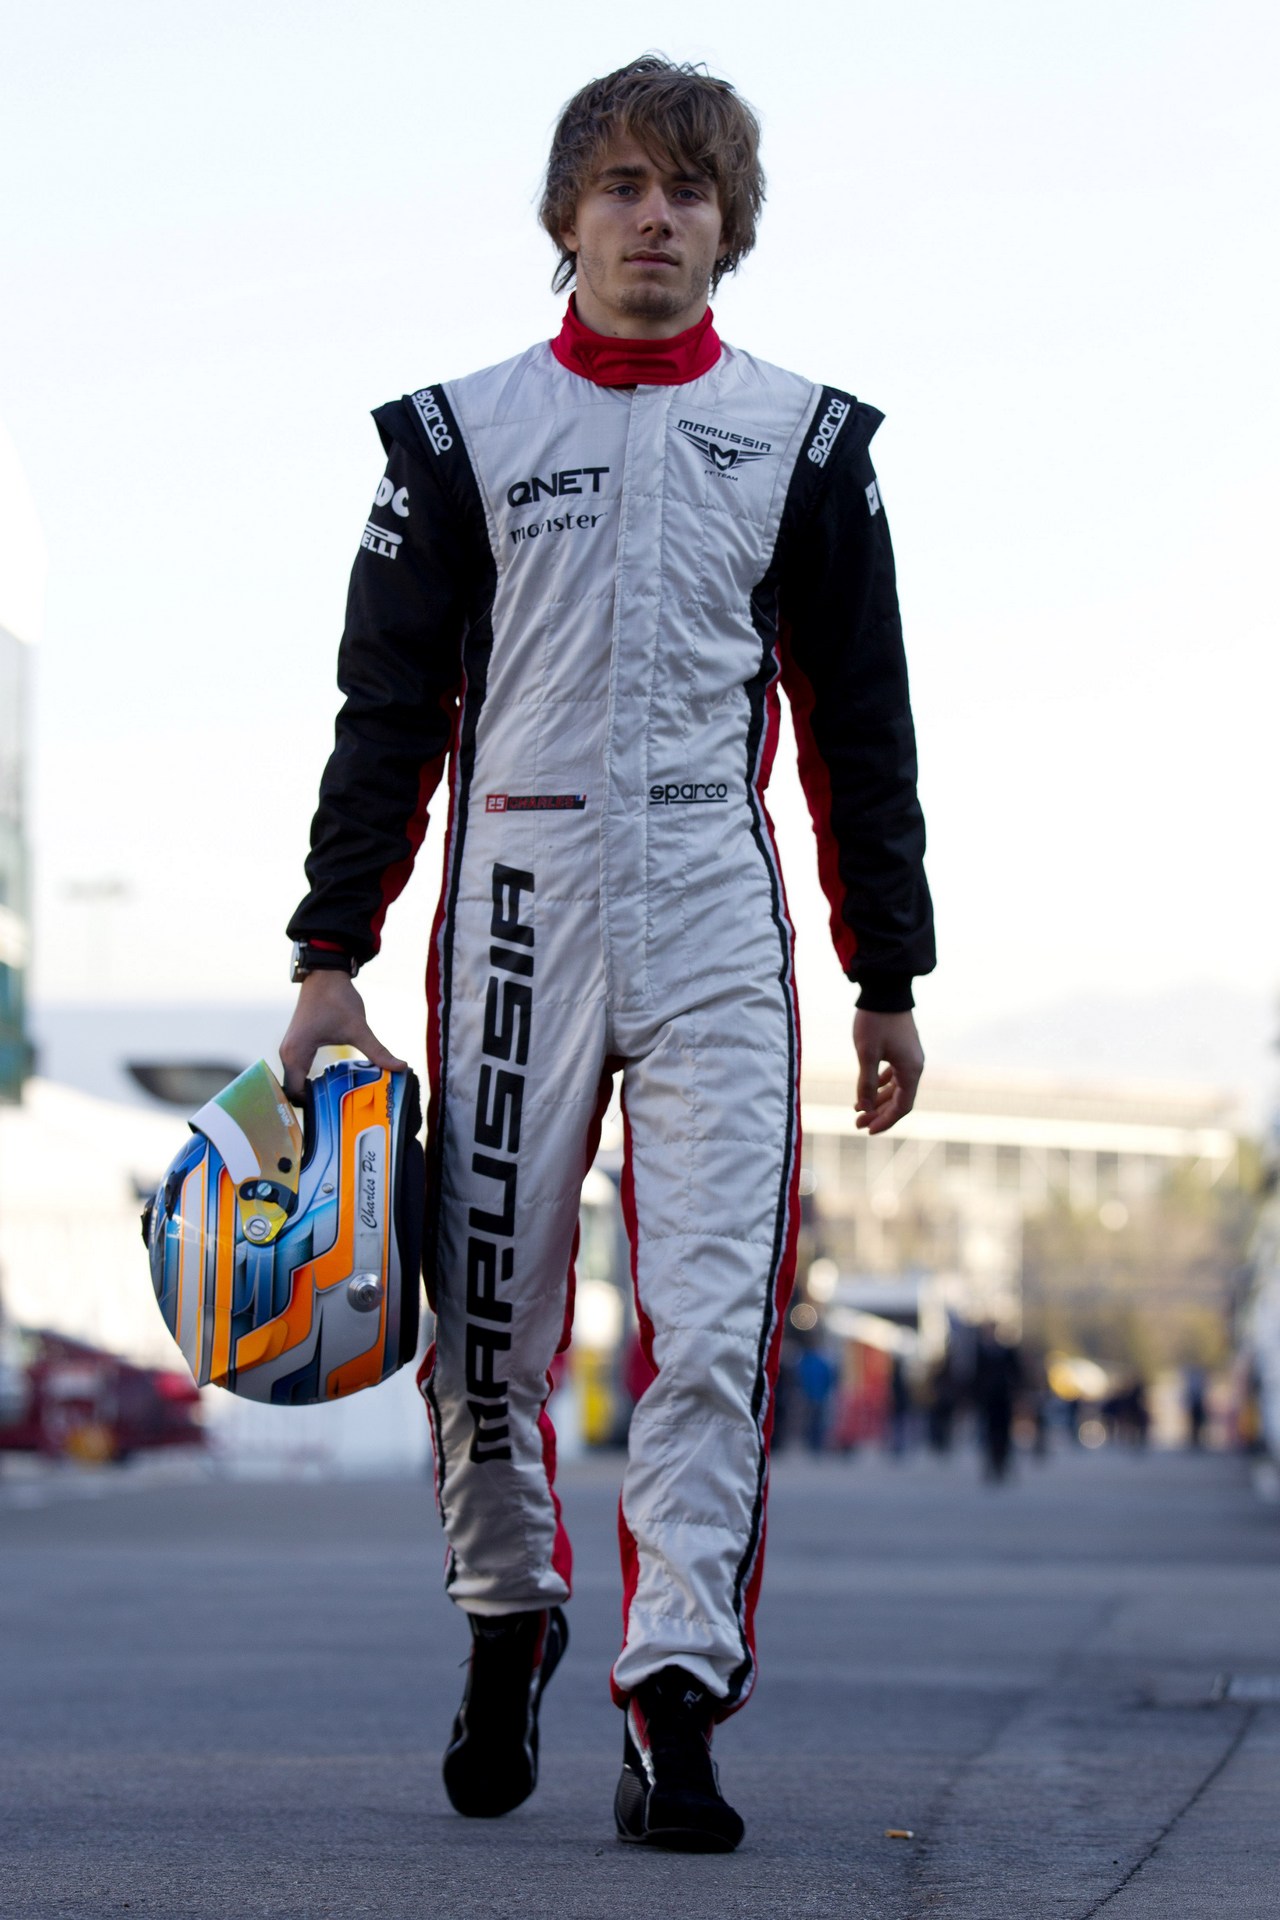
top-left (142, 1059), bottom-right (423, 1404)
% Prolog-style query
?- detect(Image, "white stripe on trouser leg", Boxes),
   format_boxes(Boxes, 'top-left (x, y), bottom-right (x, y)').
top-left (611, 977), bottom-right (796, 1701)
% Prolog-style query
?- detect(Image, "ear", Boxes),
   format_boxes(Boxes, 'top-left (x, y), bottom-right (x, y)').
top-left (560, 223), bottom-right (579, 256)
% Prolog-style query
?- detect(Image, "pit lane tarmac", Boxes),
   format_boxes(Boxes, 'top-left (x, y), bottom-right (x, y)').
top-left (2, 1444), bottom-right (1278, 1918)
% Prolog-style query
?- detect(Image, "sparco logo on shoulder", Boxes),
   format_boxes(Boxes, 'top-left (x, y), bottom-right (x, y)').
top-left (411, 388), bottom-right (453, 455)
top-left (807, 395), bottom-right (850, 467)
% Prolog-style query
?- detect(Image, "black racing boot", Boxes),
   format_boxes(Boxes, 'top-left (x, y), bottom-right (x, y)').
top-left (442, 1606), bottom-right (568, 1818)
top-left (614, 1666), bottom-right (745, 1852)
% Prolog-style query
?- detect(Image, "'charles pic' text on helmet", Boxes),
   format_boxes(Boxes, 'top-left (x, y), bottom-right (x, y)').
top-left (142, 1060), bottom-right (424, 1404)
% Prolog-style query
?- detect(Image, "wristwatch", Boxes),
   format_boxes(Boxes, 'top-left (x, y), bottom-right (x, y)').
top-left (290, 940), bottom-right (360, 984)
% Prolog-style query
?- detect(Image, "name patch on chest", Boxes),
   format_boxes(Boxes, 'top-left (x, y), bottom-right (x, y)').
top-left (485, 794), bottom-right (587, 813)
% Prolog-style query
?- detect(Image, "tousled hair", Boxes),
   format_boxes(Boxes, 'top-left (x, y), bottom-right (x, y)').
top-left (539, 55), bottom-right (765, 296)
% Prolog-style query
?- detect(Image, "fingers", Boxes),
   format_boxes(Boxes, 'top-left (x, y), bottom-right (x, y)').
top-left (856, 1076), bottom-right (911, 1135)
top-left (279, 1030), bottom-right (318, 1104)
top-left (281, 1063), bottom-right (310, 1104)
top-left (354, 1029), bottom-right (409, 1075)
top-left (278, 974), bottom-right (408, 1101)
top-left (854, 1035), bottom-right (883, 1116)
top-left (852, 1009), bottom-right (925, 1136)
top-left (281, 1032), bottom-right (409, 1101)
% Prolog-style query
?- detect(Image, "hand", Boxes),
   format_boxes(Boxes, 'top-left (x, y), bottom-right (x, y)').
top-left (278, 971), bottom-right (408, 1102)
top-left (853, 1009), bottom-right (923, 1135)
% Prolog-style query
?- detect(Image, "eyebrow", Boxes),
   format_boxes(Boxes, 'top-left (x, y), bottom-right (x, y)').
top-left (595, 163), bottom-right (711, 187)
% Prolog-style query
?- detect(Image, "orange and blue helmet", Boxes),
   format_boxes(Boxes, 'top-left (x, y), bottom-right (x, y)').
top-left (143, 1060), bottom-right (423, 1403)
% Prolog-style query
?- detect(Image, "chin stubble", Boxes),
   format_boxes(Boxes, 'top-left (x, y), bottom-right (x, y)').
top-left (577, 251), bottom-right (712, 324)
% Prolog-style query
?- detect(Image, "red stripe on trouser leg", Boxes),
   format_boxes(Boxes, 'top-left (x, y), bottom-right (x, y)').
top-left (416, 752), bottom-right (463, 1578)
top-left (421, 723), bottom-right (465, 1315)
top-left (537, 1062), bottom-right (620, 1598)
top-left (416, 1341), bottom-right (455, 1586)
top-left (719, 1066), bottom-right (802, 1719)
top-left (612, 1093), bottom-right (651, 1707)
top-left (538, 1401), bottom-right (572, 1590)
top-left (539, 1238), bottom-right (575, 1593)
top-left (417, 1341), bottom-right (441, 1501)
top-left (716, 699), bottom-right (806, 1716)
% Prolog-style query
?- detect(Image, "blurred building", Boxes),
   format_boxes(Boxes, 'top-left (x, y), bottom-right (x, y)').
top-left (2, 990), bottom-right (1250, 1465)
top-left (0, 418), bottom-right (44, 1103)
top-left (801, 1067), bottom-right (1241, 1334)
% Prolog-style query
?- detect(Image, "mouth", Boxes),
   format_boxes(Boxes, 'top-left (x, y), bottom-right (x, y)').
top-left (625, 251), bottom-right (679, 267)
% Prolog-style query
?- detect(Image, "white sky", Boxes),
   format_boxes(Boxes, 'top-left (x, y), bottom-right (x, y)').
top-left (2, 0), bottom-right (1277, 1075)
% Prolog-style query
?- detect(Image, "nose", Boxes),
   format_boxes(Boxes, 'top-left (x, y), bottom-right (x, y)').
top-left (635, 185), bottom-right (674, 235)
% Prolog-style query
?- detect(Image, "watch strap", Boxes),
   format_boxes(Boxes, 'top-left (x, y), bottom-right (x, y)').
top-left (290, 940), bottom-right (359, 983)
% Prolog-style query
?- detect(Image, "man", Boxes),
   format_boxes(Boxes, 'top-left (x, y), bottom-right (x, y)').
top-left (281, 55), bottom-right (934, 1852)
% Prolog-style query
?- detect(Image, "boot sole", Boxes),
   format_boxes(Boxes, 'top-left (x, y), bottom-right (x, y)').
top-left (616, 1824), bottom-right (742, 1853)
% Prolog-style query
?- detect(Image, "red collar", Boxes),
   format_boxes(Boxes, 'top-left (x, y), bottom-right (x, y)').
top-left (550, 297), bottom-right (720, 387)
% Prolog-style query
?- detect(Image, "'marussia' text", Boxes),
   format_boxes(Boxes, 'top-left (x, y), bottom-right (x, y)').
top-left (464, 863), bottom-right (535, 1464)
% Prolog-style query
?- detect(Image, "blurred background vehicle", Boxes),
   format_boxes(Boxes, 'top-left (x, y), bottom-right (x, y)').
top-left (0, 1326), bottom-right (203, 1464)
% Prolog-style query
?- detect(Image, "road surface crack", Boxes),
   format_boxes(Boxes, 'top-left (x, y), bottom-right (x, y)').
top-left (1077, 1704), bottom-right (1257, 1918)
top-left (903, 1596), bottom-right (1122, 1916)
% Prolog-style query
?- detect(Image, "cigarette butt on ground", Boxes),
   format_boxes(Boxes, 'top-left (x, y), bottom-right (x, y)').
top-left (884, 1828), bottom-right (915, 1840)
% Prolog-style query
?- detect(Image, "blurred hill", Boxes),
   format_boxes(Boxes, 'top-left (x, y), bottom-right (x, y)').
top-left (928, 980), bottom-right (1276, 1125)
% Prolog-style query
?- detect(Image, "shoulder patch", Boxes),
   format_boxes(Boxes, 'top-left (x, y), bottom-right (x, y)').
top-left (806, 392), bottom-right (852, 467)
top-left (410, 387), bottom-right (455, 456)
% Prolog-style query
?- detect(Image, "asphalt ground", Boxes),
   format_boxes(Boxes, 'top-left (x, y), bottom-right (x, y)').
top-left (2, 1440), bottom-right (1279, 1919)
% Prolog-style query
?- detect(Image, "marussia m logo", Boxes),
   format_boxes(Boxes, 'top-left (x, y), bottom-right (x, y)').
top-left (677, 419), bottom-right (773, 475)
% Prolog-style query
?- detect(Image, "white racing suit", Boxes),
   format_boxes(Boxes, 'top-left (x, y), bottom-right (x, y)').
top-left (289, 306), bottom-right (934, 1711)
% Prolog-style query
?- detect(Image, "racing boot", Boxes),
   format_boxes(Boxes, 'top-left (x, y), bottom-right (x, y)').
top-left (442, 1606), bottom-right (568, 1818)
top-left (614, 1666), bottom-right (745, 1852)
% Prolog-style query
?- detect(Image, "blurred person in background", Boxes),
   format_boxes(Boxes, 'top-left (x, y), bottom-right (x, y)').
top-left (972, 1323), bottom-right (1023, 1482)
top-left (797, 1340), bottom-right (839, 1454)
top-left (926, 1353), bottom-right (958, 1454)
top-left (1102, 1377), bottom-right (1150, 1448)
top-left (886, 1351), bottom-right (913, 1456)
top-left (1184, 1365), bottom-right (1208, 1449)
top-left (278, 54), bottom-right (933, 1851)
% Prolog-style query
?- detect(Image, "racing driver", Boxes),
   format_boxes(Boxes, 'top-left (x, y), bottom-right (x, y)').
top-left (280, 54), bottom-right (935, 1852)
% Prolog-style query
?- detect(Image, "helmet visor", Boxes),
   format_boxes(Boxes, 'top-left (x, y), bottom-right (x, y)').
top-left (191, 1060), bottom-right (303, 1245)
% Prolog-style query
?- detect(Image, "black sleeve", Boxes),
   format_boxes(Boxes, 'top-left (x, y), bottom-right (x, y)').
top-left (775, 392), bottom-right (935, 1011)
top-left (286, 393), bottom-right (490, 963)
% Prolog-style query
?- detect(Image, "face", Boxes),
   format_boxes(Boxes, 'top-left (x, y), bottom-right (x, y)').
top-left (560, 134), bottom-right (727, 336)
